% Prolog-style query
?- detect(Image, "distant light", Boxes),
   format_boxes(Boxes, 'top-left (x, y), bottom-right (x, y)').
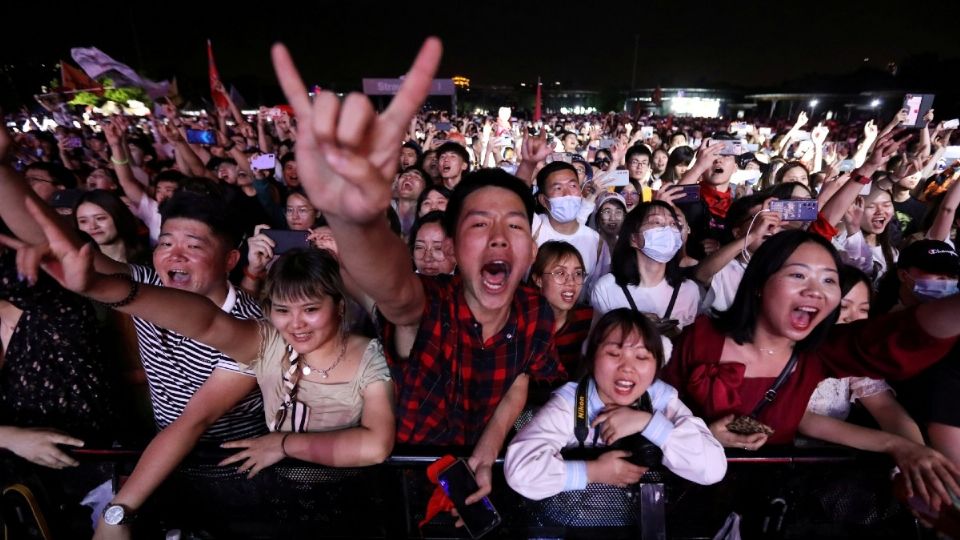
top-left (554, 81), bottom-right (560, 85)
top-left (870, 99), bottom-right (881, 108)
top-left (809, 99), bottom-right (819, 107)
top-left (863, 57), bottom-right (870, 62)
top-left (520, 83), bottom-right (526, 87)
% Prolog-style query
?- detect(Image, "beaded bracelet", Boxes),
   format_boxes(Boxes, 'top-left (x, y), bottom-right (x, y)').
top-left (110, 156), bottom-right (130, 166)
top-left (99, 273), bottom-right (140, 308)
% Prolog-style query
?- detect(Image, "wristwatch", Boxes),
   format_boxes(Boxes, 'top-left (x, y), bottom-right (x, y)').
top-left (852, 173), bottom-right (872, 185)
top-left (102, 503), bottom-right (135, 525)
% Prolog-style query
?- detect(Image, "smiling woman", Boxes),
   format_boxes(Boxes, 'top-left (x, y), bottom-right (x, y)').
top-left (662, 229), bottom-right (958, 450)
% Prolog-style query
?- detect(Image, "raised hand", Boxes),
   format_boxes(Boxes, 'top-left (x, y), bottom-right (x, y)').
top-left (271, 38), bottom-right (442, 225)
top-left (811, 123), bottom-right (829, 146)
top-left (794, 111), bottom-right (809, 131)
top-left (863, 119), bottom-right (878, 140)
top-left (521, 128), bottom-right (552, 164)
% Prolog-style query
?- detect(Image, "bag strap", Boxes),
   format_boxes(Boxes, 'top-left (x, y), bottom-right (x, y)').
top-left (532, 219), bottom-right (544, 243)
top-left (619, 284), bottom-right (641, 314)
top-left (663, 284), bottom-right (680, 320)
top-left (748, 350), bottom-right (799, 418)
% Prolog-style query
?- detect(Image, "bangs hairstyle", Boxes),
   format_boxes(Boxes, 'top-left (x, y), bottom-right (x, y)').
top-left (260, 248), bottom-right (346, 312)
top-left (442, 168), bottom-right (534, 237)
top-left (610, 201), bottom-right (684, 288)
top-left (530, 240), bottom-right (585, 280)
top-left (580, 308), bottom-right (665, 379)
top-left (713, 229), bottom-right (843, 352)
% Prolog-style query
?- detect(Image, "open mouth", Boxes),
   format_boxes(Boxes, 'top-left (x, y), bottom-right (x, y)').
top-left (167, 269), bottom-right (191, 286)
top-left (290, 332), bottom-right (312, 343)
top-left (560, 290), bottom-right (576, 303)
top-left (480, 260), bottom-right (511, 293)
top-left (613, 379), bottom-right (636, 396)
top-left (871, 217), bottom-right (886, 229)
top-left (789, 306), bottom-right (819, 331)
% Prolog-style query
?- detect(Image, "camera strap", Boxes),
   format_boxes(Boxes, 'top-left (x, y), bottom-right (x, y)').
top-left (620, 283), bottom-right (680, 320)
top-left (748, 350), bottom-right (799, 419)
top-left (573, 375), bottom-right (652, 448)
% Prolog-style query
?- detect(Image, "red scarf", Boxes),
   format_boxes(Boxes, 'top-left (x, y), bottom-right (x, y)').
top-left (700, 183), bottom-right (732, 218)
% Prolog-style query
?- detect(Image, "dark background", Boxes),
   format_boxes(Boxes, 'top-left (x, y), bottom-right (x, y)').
top-left (3, 1), bottom-right (960, 111)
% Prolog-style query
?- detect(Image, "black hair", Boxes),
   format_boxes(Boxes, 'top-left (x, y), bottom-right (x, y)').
top-left (25, 162), bottom-right (76, 189)
top-left (261, 248), bottom-right (345, 313)
top-left (625, 144), bottom-right (653, 164)
top-left (535, 161), bottom-right (579, 196)
top-left (442, 168), bottom-right (534, 237)
top-left (408, 210), bottom-right (447, 254)
top-left (661, 146), bottom-right (695, 184)
top-left (436, 141), bottom-right (470, 167)
top-left (610, 201), bottom-right (684, 288)
top-left (416, 184), bottom-right (453, 216)
top-left (762, 181), bottom-right (813, 201)
top-left (773, 161), bottom-right (810, 185)
top-left (840, 264), bottom-right (872, 300)
top-left (725, 193), bottom-right (767, 233)
top-left (530, 240), bottom-right (585, 282)
top-left (386, 206), bottom-right (402, 237)
top-left (580, 308), bottom-right (665, 380)
top-left (159, 190), bottom-right (240, 249)
top-left (279, 152), bottom-right (296, 166)
top-left (151, 169), bottom-right (186, 188)
top-left (713, 229), bottom-right (843, 352)
top-left (74, 189), bottom-right (149, 263)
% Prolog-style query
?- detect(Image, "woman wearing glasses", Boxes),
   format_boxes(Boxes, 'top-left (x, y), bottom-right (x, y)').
top-left (530, 241), bottom-right (593, 375)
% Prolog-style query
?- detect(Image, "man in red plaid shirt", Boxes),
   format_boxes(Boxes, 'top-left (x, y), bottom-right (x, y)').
top-left (273, 37), bottom-right (564, 513)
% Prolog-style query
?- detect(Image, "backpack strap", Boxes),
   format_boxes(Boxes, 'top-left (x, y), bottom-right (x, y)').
top-left (663, 283), bottom-right (681, 320)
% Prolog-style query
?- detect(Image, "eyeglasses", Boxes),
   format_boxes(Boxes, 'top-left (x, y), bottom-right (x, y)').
top-left (413, 246), bottom-right (447, 260)
top-left (25, 175), bottom-right (55, 185)
top-left (599, 208), bottom-right (625, 219)
top-left (542, 269), bottom-right (587, 284)
top-left (628, 159), bottom-right (649, 167)
top-left (285, 207), bottom-right (315, 216)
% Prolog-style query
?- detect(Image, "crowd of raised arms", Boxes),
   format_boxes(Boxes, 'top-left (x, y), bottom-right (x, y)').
top-left (2, 38), bottom-right (960, 538)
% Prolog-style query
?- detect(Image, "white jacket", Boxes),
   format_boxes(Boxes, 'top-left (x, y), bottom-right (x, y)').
top-left (504, 379), bottom-right (727, 501)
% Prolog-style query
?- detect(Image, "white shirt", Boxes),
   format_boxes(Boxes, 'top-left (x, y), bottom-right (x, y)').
top-left (533, 213), bottom-right (605, 295)
top-left (590, 273), bottom-right (700, 330)
top-left (701, 258), bottom-right (747, 314)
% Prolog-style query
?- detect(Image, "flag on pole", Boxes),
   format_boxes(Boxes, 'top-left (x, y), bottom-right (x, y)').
top-left (534, 77), bottom-right (542, 122)
top-left (207, 40), bottom-right (230, 110)
top-left (60, 61), bottom-right (102, 94)
top-left (70, 47), bottom-right (169, 98)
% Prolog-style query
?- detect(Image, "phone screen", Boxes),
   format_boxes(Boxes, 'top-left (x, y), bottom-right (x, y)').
top-left (262, 230), bottom-right (310, 254)
top-left (251, 153), bottom-right (277, 171)
top-left (770, 199), bottom-right (819, 221)
top-left (674, 184), bottom-right (701, 203)
top-left (186, 129), bottom-right (216, 145)
top-left (438, 459), bottom-right (501, 538)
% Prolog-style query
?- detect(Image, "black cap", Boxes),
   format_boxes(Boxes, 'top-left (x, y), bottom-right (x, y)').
top-left (898, 239), bottom-right (960, 277)
top-left (436, 141), bottom-right (470, 166)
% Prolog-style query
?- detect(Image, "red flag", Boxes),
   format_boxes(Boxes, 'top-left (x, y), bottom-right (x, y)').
top-left (61, 61), bottom-right (102, 94)
top-left (652, 85), bottom-right (663, 107)
top-left (207, 40), bottom-right (230, 110)
top-left (533, 77), bottom-right (542, 122)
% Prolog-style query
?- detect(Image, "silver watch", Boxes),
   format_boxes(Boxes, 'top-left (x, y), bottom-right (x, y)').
top-left (103, 503), bottom-right (134, 526)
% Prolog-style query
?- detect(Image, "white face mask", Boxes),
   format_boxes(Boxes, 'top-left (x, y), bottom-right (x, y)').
top-left (640, 226), bottom-right (683, 263)
top-left (547, 195), bottom-right (583, 223)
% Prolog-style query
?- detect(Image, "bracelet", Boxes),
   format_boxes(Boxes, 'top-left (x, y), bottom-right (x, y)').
top-left (280, 433), bottom-right (291, 458)
top-left (99, 273), bottom-right (140, 308)
top-left (852, 173), bottom-right (872, 185)
top-left (243, 267), bottom-right (266, 281)
top-left (110, 156), bottom-right (129, 166)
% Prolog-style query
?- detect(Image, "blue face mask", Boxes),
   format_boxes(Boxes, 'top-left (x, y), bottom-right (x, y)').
top-left (913, 278), bottom-right (959, 301)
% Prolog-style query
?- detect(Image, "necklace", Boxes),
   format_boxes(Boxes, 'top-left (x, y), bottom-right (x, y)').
top-left (301, 337), bottom-right (347, 379)
top-left (758, 348), bottom-right (778, 356)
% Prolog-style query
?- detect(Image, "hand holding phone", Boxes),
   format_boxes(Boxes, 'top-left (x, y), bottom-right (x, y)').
top-left (262, 230), bottom-right (310, 254)
top-left (186, 128), bottom-right (216, 145)
top-left (438, 459), bottom-right (501, 538)
top-left (769, 199), bottom-right (819, 221)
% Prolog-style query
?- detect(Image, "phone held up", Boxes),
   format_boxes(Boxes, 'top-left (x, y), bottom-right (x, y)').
top-left (769, 199), bottom-right (819, 221)
top-left (437, 459), bottom-right (501, 538)
top-left (262, 230), bottom-right (310, 255)
top-left (185, 129), bottom-right (217, 145)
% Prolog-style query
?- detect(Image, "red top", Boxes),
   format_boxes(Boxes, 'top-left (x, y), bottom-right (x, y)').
top-left (662, 310), bottom-right (956, 445)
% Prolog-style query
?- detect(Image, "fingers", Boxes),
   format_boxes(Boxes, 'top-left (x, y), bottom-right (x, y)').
top-left (52, 434), bottom-right (85, 447)
top-left (49, 446), bottom-right (79, 468)
top-left (311, 91), bottom-right (341, 148)
top-left (0, 233), bottom-right (25, 251)
top-left (382, 37), bottom-right (443, 130)
top-left (271, 44), bottom-right (313, 123)
top-left (336, 93), bottom-right (376, 151)
top-left (220, 439), bottom-right (252, 450)
top-left (218, 449), bottom-right (249, 467)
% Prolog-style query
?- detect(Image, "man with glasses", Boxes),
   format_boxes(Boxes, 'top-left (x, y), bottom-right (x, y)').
top-left (531, 162), bottom-right (603, 298)
top-left (23, 163), bottom-right (71, 203)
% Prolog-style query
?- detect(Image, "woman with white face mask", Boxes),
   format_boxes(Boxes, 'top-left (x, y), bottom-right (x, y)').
top-left (590, 201), bottom-right (702, 348)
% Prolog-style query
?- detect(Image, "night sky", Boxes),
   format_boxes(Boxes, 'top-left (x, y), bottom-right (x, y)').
top-left (3, 1), bottom-right (960, 107)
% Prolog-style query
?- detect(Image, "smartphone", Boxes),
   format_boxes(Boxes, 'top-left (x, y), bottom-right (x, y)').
top-left (598, 138), bottom-right (616, 150)
top-left (186, 128), bottom-right (216, 145)
top-left (769, 199), bottom-right (819, 221)
top-left (65, 136), bottom-right (83, 149)
top-left (263, 230), bottom-right (310, 254)
top-left (545, 152), bottom-right (573, 164)
top-left (251, 153), bottom-right (277, 171)
top-left (435, 121), bottom-right (453, 131)
top-left (714, 140), bottom-right (744, 156)
top-left (792, 130), bottom-right (812, 142)
top-left (837, 159), bottom-right (856, 173)
top-left (901, 93), bottom-right (935, 128)
top-left (673, 184), bottom-right (701, 203)
top-left (640, 126), bottom-right (654, 139)
top-left (730, 169), bottom-right (762, 185)
top-left (943, 118), bottom-right (959, 130)
top-left (604, 169), bottom-right (630, 187)
top-left (437, 459), bottom-right (501, 538)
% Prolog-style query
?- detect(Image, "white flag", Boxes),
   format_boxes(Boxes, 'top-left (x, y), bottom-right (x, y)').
top-left (70, 46), bottom-right (170, 99)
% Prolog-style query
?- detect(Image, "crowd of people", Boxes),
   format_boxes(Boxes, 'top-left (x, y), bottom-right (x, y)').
top-left (1, 37), bottom-right (960, 538)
